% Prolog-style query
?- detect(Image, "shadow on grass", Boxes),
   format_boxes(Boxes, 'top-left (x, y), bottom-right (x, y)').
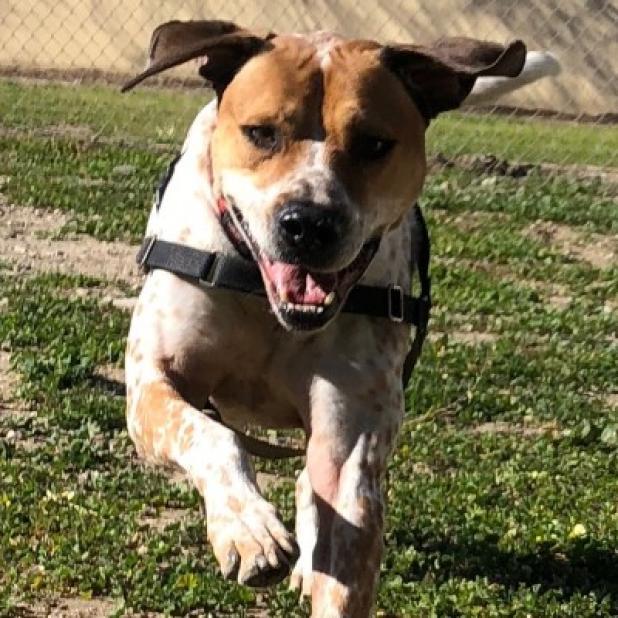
top-left (90, 374), bottom-right (126, 397)
top-left (398, 533), bottom-right (618, 604)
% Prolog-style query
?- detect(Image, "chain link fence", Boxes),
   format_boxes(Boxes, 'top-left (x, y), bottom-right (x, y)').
top-left (1, 1), bottom-right (617, 169)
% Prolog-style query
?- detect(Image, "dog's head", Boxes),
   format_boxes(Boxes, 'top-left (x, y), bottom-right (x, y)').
top-left (124, 21), bottom-right (525, 331)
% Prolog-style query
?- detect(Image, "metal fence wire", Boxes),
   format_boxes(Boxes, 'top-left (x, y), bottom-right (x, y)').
top-left (1, 1), bottom-right (617, 168)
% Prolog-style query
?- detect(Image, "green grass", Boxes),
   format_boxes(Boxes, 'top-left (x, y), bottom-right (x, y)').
top-left (1, 78), bottom-right (616, 166)
top-left (1, 77), bottom-right (617, 616)
top-left (0, 80), bottom-right (206, 144)
top-left (429, 112), bottom-right (618, 167)
top-left (1, 138), bottom-right (615, 245)
top-left (0, 137), bottom-right (167, 241)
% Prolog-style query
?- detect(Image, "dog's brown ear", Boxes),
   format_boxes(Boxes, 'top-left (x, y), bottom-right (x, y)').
top-left (121, 20), bottom-right (274, 94)
top-left (381, 38), bottom-right (526, 120)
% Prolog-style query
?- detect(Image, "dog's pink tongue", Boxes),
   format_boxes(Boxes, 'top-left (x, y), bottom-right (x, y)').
top-left (268, 261), bottom-right (334, 305)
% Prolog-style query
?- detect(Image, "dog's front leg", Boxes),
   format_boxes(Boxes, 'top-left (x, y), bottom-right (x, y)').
top-left (306, 375), bottom-right (403, 617)
top-left (126, 376), bottom-right (298, 586)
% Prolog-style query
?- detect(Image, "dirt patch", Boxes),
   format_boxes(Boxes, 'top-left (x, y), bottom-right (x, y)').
top-left (450, 330), bottom-right (499, 345)
top-left (429, 328), bottom-right (499, 346)
top-left (256, 471), bottom-right (289, 492)
top-left (0, 124), bottom-right (94, 141)
top-left (447, 210), bottom-right (512, 233)
top-left (447, 154), bottom-right (534, 179)
top-left (0, 350), bottom-right (18, 404)
top-left (436, 255), bottom-right (612, 313)
top-left (523, 279), bottom-right (574, 310)
top-left (54, 285), bottom-right (138, 314)
top-left (525, 221), bottom-right (617, 269)
top-left (4, 429), bottom-right (47, 453)
top-left (540, 162), bottom-right (618, 187)
top-left (10, 597), bottom-right (125, 618)
top-left (431, 154), bottom-right (618, 187)
top-left (472, 420), bottom-right (563, 438)
top-left (0, 125), bottom-right (175, 154)
top-left (108, 297), bottom-right (138, 312)
top-left (12, 597), bottom-right (168, 617)
top-left (139, 507), bottom-right (191, 532)
top-left (93, 363), bottom-right (125, 385)
top-left (0, 202), bottom-right (141, 285)
top-left (603, 394), bottom-right (618, 409)
top-left (0, 351), bottom-right (43, 451)
top-left (91, 363), bottom-right (126, 397)
top-left (546, 293), bottom-right (573, 310)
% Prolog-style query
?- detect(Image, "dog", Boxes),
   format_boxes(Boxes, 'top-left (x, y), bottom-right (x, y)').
top-left (122, 20), bottom-right (553, 616)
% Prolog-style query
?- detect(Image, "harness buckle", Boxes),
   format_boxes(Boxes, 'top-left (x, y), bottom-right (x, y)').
top-left (388, 285), bottom-right (404, 323)
top-left (198, 254), bottom-right (221, 288)
top-left (138, 236), bottom-right (157, 272)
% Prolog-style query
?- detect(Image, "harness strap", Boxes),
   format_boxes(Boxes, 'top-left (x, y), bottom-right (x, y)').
top-left (401, 204), bottom-right (432, 387)
top-left (137, 237), bottom-right (431, 328)
top-left (138, 236), bottom-right (264, 294)
top-left (144, 154), bottom-right (432, 459)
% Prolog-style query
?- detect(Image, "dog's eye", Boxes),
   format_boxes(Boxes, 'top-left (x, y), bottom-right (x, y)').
top-left (351, 134), bottom-right (396, 161)
top-left (241, 124), bottom-right (280, 151)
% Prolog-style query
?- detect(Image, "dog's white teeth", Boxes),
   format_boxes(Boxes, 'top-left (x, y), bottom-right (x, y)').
top-left (283, 302), bottom-right (324, 315)
top-left (324, 292), bottom-right (336, 306)
top-left (280, 289), bottom-right (289, 303)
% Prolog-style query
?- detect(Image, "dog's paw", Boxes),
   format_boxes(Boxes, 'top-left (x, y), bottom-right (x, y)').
top-left (207, 492), bottom-right (299, 587)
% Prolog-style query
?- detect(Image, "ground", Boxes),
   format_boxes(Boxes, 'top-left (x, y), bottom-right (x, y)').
top-left (0, 78), bottom-right (617, 617)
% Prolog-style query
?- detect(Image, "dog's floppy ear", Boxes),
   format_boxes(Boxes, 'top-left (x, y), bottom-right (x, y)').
top-left (381, 37), bottom-right (526, 121)
top-left (121, 20), bottom-right (274, 95)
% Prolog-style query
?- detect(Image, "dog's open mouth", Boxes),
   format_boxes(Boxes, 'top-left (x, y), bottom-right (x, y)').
top-left (222, 202), bottom-right (378, 330)
top-left (257, 240), bottom-right (378, 329)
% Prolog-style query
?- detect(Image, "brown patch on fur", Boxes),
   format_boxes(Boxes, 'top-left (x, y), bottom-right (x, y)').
top-left (323, 42), bottom-right (426, 220)
top-left (178, 227), bottom-right (192, 242)
top-left (328, 586), bottom-right (347, 611)
top-left (212, 38), bottom-right (324, 191)
top-left (179, 423), bottom-right (195, 451)
top-left (133, 381), bottom-right (185, 459)
top-left (226, 496), bottom-right (242, 513)
top-left (211, 36), bottom-right (427, 232)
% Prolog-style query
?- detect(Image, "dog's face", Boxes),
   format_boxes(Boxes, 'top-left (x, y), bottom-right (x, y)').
top-left (124, 21), bottom-right (525, 331)
top-left (211, 36), bottom-right (427, 329)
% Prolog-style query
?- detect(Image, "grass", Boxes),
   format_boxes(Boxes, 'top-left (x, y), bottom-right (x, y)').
top-left (0, 137), bottom-right (167, 241)
top-left (1, 78), bottom-right (617, 167)
top-left (429, 112), bottom-right (618, 168)
top-left (0, 80), bottom-right (206, 144)
top-left (1, 77), bottom-right (617, 616)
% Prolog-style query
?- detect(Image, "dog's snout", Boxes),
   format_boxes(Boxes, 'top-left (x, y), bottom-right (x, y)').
top-left (277, 201), bottom-right (347, 260)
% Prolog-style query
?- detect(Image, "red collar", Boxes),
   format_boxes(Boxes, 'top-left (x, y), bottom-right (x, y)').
top-left (215, 195), bottom-right (253, 261)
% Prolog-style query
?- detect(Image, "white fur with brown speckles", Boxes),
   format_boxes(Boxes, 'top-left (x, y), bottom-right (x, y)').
top-left (127, 33), bottom-right (417, 618)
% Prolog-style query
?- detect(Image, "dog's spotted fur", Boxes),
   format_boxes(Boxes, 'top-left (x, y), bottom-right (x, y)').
top-left (125, 23), bottom-right (527, 616)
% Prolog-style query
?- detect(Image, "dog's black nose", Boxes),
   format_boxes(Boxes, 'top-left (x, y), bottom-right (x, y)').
top-left (277, 201), bottom-right (347, 262)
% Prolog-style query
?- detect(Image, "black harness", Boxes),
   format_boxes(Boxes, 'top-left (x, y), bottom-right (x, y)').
top-left (136, 155), bottom-right (432, 457)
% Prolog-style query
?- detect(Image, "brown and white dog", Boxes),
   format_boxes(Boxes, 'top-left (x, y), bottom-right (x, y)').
top-left (122, 21), bottom-right (548, 616)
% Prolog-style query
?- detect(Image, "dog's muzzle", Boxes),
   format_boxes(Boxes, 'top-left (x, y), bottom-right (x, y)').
top-left (275, 200), bottom-right (350, 270)
top-left (222, 197), bottom-right (378, 331)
